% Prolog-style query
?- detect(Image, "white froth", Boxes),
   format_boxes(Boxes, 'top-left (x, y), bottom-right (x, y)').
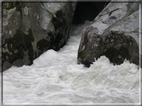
top-left (3, 21), bottom-right (140, 105)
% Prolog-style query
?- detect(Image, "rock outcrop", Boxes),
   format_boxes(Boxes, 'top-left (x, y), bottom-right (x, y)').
top-left (2, 2), bottom-right (76, 71)
top-left (78, 1), bottom-right (141, 67)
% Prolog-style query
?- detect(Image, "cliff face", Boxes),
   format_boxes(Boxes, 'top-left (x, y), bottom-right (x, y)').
top-left (2, 2), bottom-right (76, 71)
top-left (78, 1), bottom-right (141, 67)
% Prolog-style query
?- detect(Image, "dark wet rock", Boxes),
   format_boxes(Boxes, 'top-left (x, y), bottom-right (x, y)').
top-left (78, 1), bottom-right (141, 67)
top-left (2, 2), bottom-right (76, 71)
top-left (78, 31), bottom-right (139, 67)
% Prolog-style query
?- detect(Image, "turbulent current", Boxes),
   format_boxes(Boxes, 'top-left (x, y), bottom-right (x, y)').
top-left (3, 21), bottom-right (141, 105)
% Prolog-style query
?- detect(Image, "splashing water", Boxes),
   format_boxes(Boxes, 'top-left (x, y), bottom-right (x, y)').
top-left (3, 21), bottom-right (140, 105)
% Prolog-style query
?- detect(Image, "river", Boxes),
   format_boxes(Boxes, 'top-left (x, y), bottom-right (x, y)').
top-left (3, 21), bottom-right (140, 105)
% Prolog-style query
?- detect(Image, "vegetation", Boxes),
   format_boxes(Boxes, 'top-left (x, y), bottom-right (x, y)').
top-left (78, 50), bottom-right (86, 60)
top-left (3, 28), bottom-right (34, 64)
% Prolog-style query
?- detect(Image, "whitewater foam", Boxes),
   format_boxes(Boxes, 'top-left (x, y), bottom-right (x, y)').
top-left (3, 21), bottom-right (140, 105)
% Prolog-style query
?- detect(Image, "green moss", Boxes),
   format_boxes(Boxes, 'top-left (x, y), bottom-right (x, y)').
top-left (122, 9), bottom-right (135, 19)
top-left (37, 39), bottom-right (50, 52)
top-left (2, 2), bottom-right (24, 16)
top-left (2, 2), bottom-right (15, 10)
top-left (78, 50), bottom-right (91, 67)
top-left (78, 50), bottom-right (86, 60)
top-left (3, 28), bottom-right (34, 64)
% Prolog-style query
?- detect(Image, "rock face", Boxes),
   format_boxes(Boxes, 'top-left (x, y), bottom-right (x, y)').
top-left (2, 2), bottom-right (76, 71)
top-left (78, 1), bottom-right (140, 67)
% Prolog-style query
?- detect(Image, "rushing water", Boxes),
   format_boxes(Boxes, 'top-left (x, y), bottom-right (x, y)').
top-left (3, 21), bottom-right (140, 105)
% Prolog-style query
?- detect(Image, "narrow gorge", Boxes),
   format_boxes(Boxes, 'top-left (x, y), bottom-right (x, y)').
top-left (2, 0), bottom-right (141, 105)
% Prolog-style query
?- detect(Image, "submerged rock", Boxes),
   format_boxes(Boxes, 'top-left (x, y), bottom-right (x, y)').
top-left (2, 2), bottom-right (76, 71)
top-left (78, 1), bottom-right (141, 67)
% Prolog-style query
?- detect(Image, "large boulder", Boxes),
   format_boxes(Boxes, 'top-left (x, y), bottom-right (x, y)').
top-left (2, 2), bottom-right (76, 71)
top-left (78, 1), bottom-right (141, 67)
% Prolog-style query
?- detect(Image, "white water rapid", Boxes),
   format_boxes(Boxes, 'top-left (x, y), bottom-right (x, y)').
top-left (3, 21), bottom-right (141, 105)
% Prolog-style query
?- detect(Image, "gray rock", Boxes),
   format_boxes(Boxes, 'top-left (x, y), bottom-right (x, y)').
top-left (78, 1), bottom-right (141, 67)
top-left (2, 2), bottom-right (76, 71)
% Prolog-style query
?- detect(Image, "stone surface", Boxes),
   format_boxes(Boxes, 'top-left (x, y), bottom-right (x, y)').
top-left (2, 2), bottom-right (76, 71)
top-left (78, 1), bottom-right (141, 67)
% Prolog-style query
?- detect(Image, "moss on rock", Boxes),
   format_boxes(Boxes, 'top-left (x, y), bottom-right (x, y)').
top-left (78, 50), bottom-right (86, 60)
top-left (78, 50), bottom-right (91, 67)
top-left (2, 2), bottom-right (15, 10)
top-left (3, 28), bottom-right (34, 64)
top-left (2, 2), bottom-right (24, 16)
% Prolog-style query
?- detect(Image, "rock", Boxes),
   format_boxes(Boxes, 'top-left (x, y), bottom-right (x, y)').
top-left (2, 2), bottom-right (76, 71)
top-left (78, 1), bottom-right (141, 67)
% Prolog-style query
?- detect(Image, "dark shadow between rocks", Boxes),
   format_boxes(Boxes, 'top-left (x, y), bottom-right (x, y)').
top-left (72, 2), bottom-right (109, 25)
